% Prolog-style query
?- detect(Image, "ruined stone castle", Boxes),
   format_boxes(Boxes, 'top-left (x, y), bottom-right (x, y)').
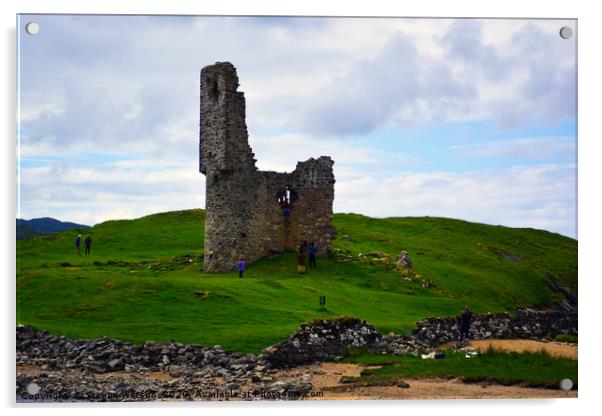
top-left (199, 62), bottom-right (336, 272)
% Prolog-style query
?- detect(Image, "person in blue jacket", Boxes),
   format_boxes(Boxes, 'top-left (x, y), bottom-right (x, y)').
top-left (308, 242), bottom-right (318, 268)
top-left (236, 257), bottom-right (246, 278)
top-left (75, 234), bottom-right (81, 256)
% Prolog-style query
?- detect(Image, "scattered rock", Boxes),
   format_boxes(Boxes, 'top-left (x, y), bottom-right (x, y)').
top-left (494, 248), bottom-right (520, 262)
top-left (108, 358), bottom-right (124, 370)
top-left (16, 326), bottom-right (257, 379)
top-left (395, 251), bottom-right (412, 270)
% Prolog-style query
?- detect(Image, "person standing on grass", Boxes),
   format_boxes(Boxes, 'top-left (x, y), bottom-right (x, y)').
top-left (75, 234), bottom-right (81, 256)
top-left (308, 242), bottom-right (317, 268)
top-left (297, 244), bottom-right (306, 275)
top-left (84, 235), bottom-right (92, 255)
top-left (237, 257), bottom-right (246, 278)
top-left (459, 306), bottom-right (473, 341)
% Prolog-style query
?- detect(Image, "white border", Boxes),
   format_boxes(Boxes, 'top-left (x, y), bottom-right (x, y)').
top-left (3, 1), bottom-right (601, 415)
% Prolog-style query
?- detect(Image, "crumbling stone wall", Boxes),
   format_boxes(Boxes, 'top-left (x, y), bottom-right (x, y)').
top-left (412, 310), bottom-right (578, 347)
top-left (259, 317), bottom-right (381, 369)
top-left (199, 62), bottom-right (335, 272)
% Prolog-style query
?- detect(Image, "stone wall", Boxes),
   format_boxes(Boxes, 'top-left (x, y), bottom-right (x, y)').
top-left (259, 317), bottom-right (381, 369)
top-left (199, 62), bottom-right (336, 272)
top-left (412, 310), bottom-right (578, 347)
top-left (17, 309), bottom-right (577, 378)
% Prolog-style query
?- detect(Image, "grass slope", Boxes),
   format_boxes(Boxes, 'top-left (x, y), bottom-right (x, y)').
top-left (17, 209), bottom-right (577, 354)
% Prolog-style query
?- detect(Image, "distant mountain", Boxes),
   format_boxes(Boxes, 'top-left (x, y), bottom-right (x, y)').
top-left (16, 218), bottom-right (90, 240)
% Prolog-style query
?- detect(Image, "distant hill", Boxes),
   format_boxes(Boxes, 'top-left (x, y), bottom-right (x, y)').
top-left (16, 218), bottom-right (90, 240)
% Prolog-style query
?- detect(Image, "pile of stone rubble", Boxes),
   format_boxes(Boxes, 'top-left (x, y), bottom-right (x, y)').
top-left (259, 317), bottom-right (381, 368)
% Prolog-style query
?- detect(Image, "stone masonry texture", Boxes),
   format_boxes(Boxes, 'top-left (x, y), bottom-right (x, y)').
top-left (199, 62), bottom-right (336, 272)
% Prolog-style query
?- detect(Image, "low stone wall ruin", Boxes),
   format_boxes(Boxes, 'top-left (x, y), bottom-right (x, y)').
top-left (17, 310), bottom-right (578, 380)
top-left (412, 309), bottom-right (577, 347)
top-left (259, 311), bottom-right (577, 368)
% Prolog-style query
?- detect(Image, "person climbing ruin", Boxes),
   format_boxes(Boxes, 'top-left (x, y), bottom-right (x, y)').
top-left (236, 257), bottom-right (246, 278)
top-left (84, 235), bottom-right (92, 255)
top-left (283, 203), bottom-right (292, 220)
top-left (308, 242), bottom-right (317, 268)
top-left (459, 306), bottom-right (473, 341)
top-left (297, 243), bottom-right (307, 274)
top-left (75, 234), bottom-right (81, 256)
top-left (278, 188), bottom-right (292, 220)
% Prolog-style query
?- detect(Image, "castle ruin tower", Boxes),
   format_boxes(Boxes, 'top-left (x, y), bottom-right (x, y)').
top-left (199, 62), bottom-right (336, 273)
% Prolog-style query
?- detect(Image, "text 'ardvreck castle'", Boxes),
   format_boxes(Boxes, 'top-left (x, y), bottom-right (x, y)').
top-left (199, 62), bottom-right (336, 272)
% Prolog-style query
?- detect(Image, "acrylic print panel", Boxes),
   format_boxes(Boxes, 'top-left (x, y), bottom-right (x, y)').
top-left (16, 15), bottom-right (577, 402)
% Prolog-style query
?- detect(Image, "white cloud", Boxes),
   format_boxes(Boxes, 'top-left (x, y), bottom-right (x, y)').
top-left (298, 19), bottom-right (575, 135)
top-left (16, 16), bottom-right (576, 237)
top-left (19, 16), bottom-right (576, 149)
top-left (18, 163), bottom-right (205, 225)
top-left (18, 157), bottom-right (576, 238)
top-left (334, 164), bottom-right (576, 238)
top-left (251, 133), bottom-right (420, 173)
top-left (450, 136), bottom-right (575, 159)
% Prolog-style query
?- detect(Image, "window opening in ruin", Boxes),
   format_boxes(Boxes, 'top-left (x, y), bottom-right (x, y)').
top-left (277, 186), bottom-right (297, 222)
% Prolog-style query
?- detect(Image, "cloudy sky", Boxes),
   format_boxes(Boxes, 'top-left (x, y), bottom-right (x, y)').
top-left (17, 15), bottom-right (577, 237)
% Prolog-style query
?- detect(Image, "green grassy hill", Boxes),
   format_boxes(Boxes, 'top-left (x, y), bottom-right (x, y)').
top-left (16, 209), bottom-right (577, 354)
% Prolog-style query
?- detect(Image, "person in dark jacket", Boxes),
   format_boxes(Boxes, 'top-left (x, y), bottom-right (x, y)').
top-left (308, 242), bottom-right (317, 268)
top-left (84, 235), bottom-right (92, 255)
top-left (236, 257), bottom-right (246, 278)
top-left (277, 189), bottom-right (287, 208)
top-left (459, 306), bottom-right (473, 341)
top-left (75, 234), bottom-right (81, 256)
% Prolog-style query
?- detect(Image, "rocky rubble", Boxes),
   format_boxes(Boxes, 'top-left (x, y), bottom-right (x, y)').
top-left (370, 333), bottom-right (431, 355)
top-left (16, 326), bottom-right (315, 402)
top-left (16, 370), bottom-right (312, 402)
top-left (412, 309), bottom-right (577, 347)
top-left (259, 317), bottom-right (381, 368)
top-left (17, 326), bottom-right (258, 378)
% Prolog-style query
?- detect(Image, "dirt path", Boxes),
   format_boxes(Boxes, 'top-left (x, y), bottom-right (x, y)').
top-left (468, 339), bottom-right (577, 359)
top-left (274, 339), bottom-right (578, 400)
top-left (281, 362), bottom-right (577, 400)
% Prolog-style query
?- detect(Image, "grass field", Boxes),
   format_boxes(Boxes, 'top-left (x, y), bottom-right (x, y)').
top-left (16, 209), bottom-right (577, 354)
top-left (342, 347), bottom-right (577, 389)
